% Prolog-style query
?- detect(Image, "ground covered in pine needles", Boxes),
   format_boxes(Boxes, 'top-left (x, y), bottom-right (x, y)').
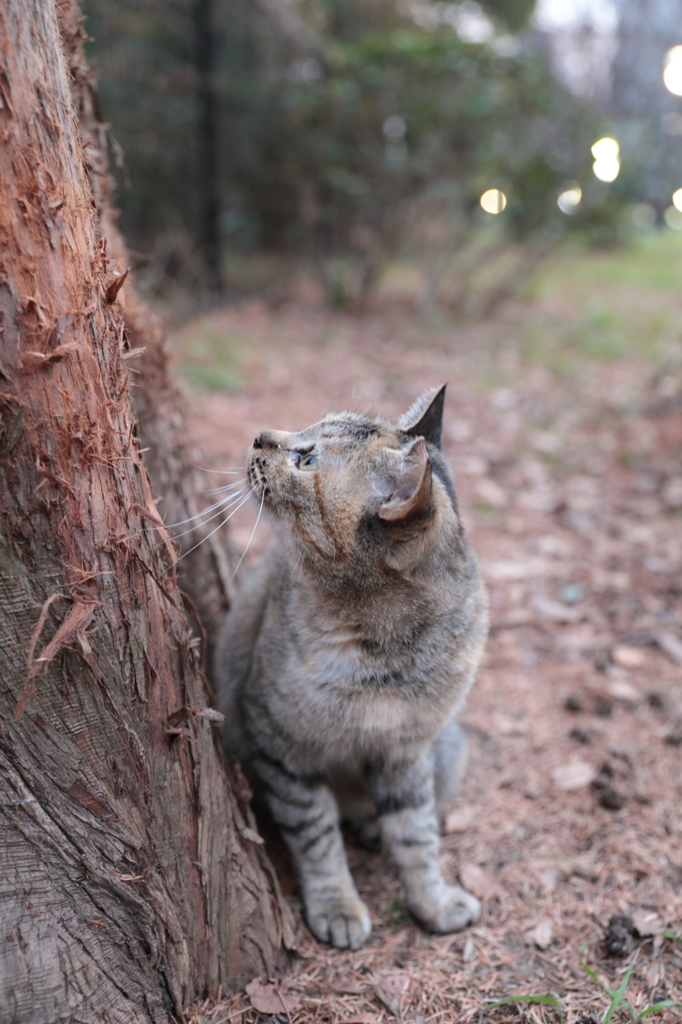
top-left (175, 236), bottom-right (682, 1024)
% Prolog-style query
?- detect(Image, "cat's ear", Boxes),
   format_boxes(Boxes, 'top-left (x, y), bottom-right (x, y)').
top-left (379, 438), bottom-right (432, 523)
top-left (398, 384), bottom-right (446, 449)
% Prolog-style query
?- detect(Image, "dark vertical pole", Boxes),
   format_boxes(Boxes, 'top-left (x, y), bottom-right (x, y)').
top-left (195, 0), bottom-right (223, 293)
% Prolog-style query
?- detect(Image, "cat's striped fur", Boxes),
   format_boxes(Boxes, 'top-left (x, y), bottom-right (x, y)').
top-left (215, 386), bottom-right (488, 949)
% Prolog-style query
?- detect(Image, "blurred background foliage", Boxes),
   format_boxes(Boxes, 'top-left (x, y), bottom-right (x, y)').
top-left (82, 0), bottom-right (677, 309)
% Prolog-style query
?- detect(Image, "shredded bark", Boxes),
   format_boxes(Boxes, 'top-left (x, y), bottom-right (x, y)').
top-left (15, 598), bottom-right (95, 722)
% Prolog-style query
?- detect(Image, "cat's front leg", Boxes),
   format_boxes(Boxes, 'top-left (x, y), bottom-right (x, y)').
top-left (366, 751), bottom-right (480, 933)
top-left (252, 749), bottom-right (371, 949)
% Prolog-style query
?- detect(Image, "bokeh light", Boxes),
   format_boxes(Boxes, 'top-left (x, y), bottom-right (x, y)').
top-left (480, 189), bottom-right (507, 214)
top-left (673, 188), bottom-right (682, 212)
top-left (593, 159), bottom-right (620, 182)
top-left (663, 46), bottom-right (682, 96)
top-left (557, 183), bottom-right (582, 214)
top-left (664, 205), bottom-right (682, 230)
top-left (591, 137), bottom-right (619, 161)
top-left (591, 137), bottom-right (620, 182)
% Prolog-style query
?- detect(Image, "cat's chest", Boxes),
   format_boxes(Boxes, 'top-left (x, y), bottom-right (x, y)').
top-left (279, 628), bottom-right (452, 741)
top-left (302, 628), bottom-right (419, 689)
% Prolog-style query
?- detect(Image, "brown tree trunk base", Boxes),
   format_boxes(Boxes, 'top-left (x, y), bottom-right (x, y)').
top-left (0, 3), bottom-right (294, 1021)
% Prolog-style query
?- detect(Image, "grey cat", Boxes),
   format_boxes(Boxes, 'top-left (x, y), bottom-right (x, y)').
top-left (215, 385), bottom-right (488, 949)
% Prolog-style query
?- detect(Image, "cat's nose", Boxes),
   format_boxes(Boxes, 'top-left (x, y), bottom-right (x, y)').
top-left (253, 431), bottom-right (277, 450)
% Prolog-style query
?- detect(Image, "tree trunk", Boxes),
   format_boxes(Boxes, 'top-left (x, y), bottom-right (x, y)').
top-left (0, 2), bottom-right (294, 1021)
top-left (57, 3), bottom-right (234, 672)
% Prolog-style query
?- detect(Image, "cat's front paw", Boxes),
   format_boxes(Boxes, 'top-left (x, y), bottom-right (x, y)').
top-left (305, 893), bottom-right (372, 950)
top-left (411, 884), bottom-right (480, 933)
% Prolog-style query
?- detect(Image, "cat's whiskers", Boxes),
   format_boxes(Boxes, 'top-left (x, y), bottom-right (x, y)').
top-left (163, 491), bottom-right (252, 573)
top-left (203, 479), bottom-right (247, 496)
top-left (156, 488), bottom-right (247, 547)
top-left (230, 490), bottom-right (265, 582)
top-left (192, 464), bottom-right (242, 474)
top-left (351, 380), bottom-right (370, 415)
top-left (143, 488), bottom-right (246, 532)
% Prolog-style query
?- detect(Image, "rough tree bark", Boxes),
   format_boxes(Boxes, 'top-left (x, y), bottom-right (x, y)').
top-left (0, 2), bottom-right (294, 1022)
top-left (57, 4), bottom-right (234, 669)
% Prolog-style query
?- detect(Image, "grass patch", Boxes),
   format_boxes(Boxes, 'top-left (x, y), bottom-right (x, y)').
top-left (530, 232), bottom-right (682, 297)
top-left (176, 326), bottom-right (244, 392)
top-left (578, 947), bottom-right (681, 1023)
top-left (487, 993), bottom-right (565, 1022)
top-left (484, 941), bottom-right (682, 1023)
top-left (181, 363), bottom-right (242, 391)
top-left (513, 231), bottom-right (682, 376)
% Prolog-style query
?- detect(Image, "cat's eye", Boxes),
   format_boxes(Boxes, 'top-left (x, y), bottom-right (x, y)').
top-left (298, 452), bottom-right (317, 470)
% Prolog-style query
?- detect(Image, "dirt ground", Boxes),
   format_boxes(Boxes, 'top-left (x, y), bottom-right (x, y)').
top-left (173, 249), bottom-right (682, 1024)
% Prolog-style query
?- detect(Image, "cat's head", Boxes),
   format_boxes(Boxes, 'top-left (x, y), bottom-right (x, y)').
top-left (247, 385), bottom-right (462, 582)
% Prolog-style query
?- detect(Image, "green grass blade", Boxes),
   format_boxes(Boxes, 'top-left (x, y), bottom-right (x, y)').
top-left (578, 946), bottom-right (639, 1021)
top-left (578, 945), bottom-right (603, 987)
top-left (487, 993), bottom-right (564, 1022)
top-left (603, 963), bottom-right (636, 1024)
top-left (580, 960), bottom-right (602, 984)
top-left (638, 1000), bottom-right (681, 1018)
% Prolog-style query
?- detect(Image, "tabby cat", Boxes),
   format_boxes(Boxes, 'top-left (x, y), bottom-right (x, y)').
top-left (215, 385), bottom-right (488, 949)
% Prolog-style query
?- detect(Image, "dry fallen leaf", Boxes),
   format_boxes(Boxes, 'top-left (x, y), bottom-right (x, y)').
top-left (383, 926), bottom-right (411, 947)
top-left (612, 644), bottom-right (646, 669)
top-left (531, 593), bottom-right (584, 623)
top-left (632, 912), bottom-right (664, 937)
top-left (485, 558), bottom-right (551, 581)
top-left (551, 758), bottom-right (596, 791)
top-left (374, 972), bottom-right (411, 1016)
top-left (329, 982), bottom-right (368, 995)
top-left (606, 678), bottom-right (641, 701)
top-left (532, 918), bottom-right (553, 949)
top-left (459, 862), bottom-right (491, 899)
top-left (443, 805), bottom-right (476, 834)
top-left (656, 630), bottom-right (682, 664)
top-left (245, 978), bottom-right (301, 1014)
top-left (342, 1016), bottom-right (383, 1024)
top-left (492, 713), bottom-right (528, 736)
top-left (646, 961), bottom-right (664, 989)
top-left (539, 868), bottom-right (559, 892)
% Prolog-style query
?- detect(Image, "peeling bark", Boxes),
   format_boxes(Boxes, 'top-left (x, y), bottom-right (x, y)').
top-left (0, 3), bottom-right (294, 1022)
top-left (55, 2), bottom-right (234, 670)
